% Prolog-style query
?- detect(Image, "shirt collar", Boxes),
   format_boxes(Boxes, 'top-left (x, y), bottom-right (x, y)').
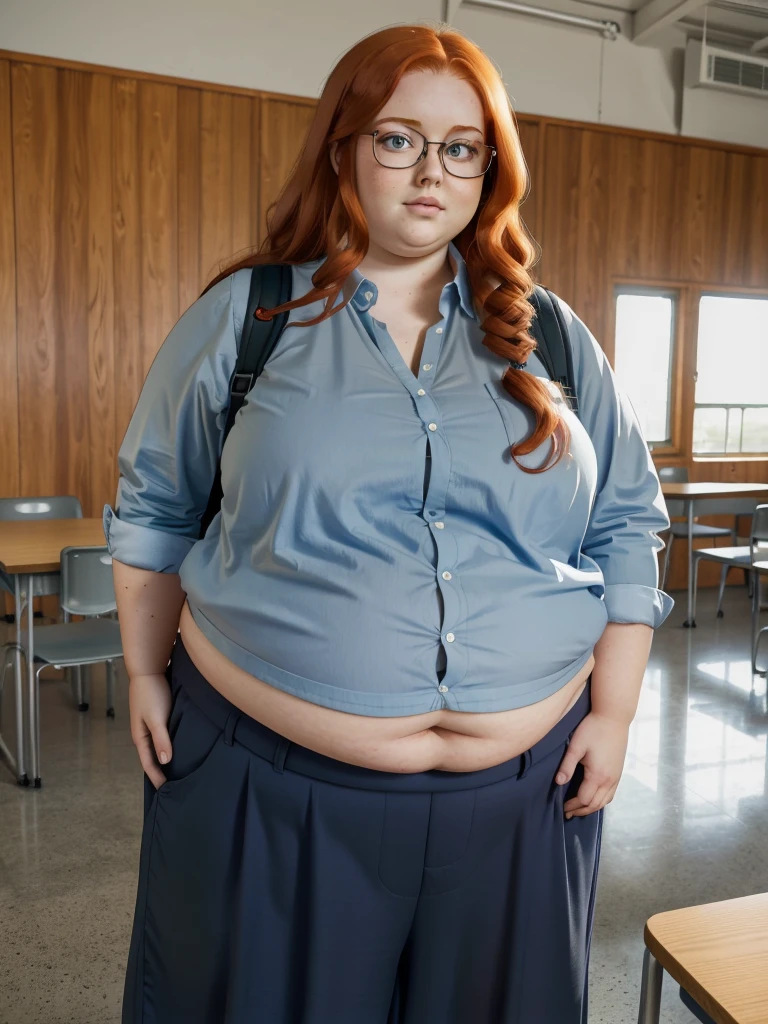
top-left (338, 240), bottom-right (479, 322)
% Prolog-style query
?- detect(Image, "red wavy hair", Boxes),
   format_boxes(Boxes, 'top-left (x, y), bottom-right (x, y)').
top-left (203, 23), bottom-right (569, 472)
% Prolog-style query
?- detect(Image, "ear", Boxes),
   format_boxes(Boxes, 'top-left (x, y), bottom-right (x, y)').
top-left (329, 140), bottom-right (340, 176)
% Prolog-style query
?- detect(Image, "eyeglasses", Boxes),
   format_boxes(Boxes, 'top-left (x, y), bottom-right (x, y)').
top-left (358, 128), bottom-right (496, 179)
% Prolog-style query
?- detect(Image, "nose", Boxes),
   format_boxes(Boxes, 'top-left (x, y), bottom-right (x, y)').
top-left (414, 141), bottom-right (445, 187)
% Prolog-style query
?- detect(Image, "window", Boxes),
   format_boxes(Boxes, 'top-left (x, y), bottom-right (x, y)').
top-left (613, 289), bottom-right (676, 448)
top-left (693, 295), bottom-right (768, 455)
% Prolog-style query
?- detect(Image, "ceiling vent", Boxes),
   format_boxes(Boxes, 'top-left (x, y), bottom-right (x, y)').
top-left (686, 38), bottom-right (768, 97)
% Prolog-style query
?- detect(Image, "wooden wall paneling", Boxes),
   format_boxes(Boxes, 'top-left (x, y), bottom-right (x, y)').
top-left (606, 134), bottom-right (645, 281)
top-left (680, 146), bottom-right (727, 284)
top-left (86, 73), bottom-right (116, 518)
top-left (643, 141), bottom-right (685, 282)
top-left (138, 81), bottom-right (178, 381)
top-left (574, 130), bottom-right (613, 342)
top-left (0, 61), bottom-right (19, 501)
top-left (177, 88), bottom-right (201, 312)
top-left (259, 99), bottom-right (315, 244)
top-left (538, 125), bottom-right (582, 305)
top-left (112, 78), bottom-right (142, 478)
top-left (251, 97), bottom-right (262, 248)
top-left (55, 70), bottom-right (90, 510)
top-left (12, 62), bottom-right (58, 500)
top-left (199, 90), bottom-right (233, 287)
top-left (516, 119), bottom-right (542, 262)
top-left (231, 94), bottom-right (258, 261)
top-left (721, 152), bottom-right (753, 285)
top-left (746, 156), bottom-right (768, 288)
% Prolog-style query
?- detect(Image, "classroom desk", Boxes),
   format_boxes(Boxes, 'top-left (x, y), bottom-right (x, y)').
top-left (0, 519), bottom-right (106, 786)
top-left (660, 483), bottom-right (768, 629)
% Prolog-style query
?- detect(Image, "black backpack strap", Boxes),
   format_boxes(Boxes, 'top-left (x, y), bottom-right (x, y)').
top-left (199, 263), bottom-right (292, 538)
top-left (528, 285), bottom-right (578, 416)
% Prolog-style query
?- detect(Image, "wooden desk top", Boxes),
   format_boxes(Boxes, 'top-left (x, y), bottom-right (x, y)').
top-left (0, 519), bottom-right (107, 574)
top-left (645, 892), bottom-right (768, 1024)
top-left (661, 483), bottom-right (768, 501)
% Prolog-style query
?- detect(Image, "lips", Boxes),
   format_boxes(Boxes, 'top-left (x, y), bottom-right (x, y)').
top-left (406, 199), bottom-right (444, 210)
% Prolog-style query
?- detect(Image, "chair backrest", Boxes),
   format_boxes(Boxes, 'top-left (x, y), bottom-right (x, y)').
top-left (0, 496), bottom-right (83, 520)
top-left (751, 505), bottom-right (768, 560)
top-left (60, 546), bottom-right (116, 615)
top-left (658, 467), bottom-right (689, 484)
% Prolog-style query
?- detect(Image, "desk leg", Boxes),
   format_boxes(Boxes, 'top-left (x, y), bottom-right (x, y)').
top-left (26, 574), bottom-right (40, 788)
top-left (637, 948), bottom-right (663, 1024)
top-left (683, 500), bottom-right (696, 628)
top-left (13, 575), bottom-right (28, 785)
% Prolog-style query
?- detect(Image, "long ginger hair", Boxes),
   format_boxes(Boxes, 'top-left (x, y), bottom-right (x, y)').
top-left (203, 23), bottom-right (569, 471)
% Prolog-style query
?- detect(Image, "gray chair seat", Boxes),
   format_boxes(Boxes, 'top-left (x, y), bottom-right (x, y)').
top-left (31, 619), bottom-right (123, 668)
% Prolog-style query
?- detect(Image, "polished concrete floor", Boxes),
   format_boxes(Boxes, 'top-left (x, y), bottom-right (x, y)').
top-left (1, 585), bottom-right (767, 1024)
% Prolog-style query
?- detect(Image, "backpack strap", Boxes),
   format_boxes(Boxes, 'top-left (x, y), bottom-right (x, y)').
top-left (528, 285), bottom-right (578, 416)
top-left (199, 263), bottom-right (293, 538)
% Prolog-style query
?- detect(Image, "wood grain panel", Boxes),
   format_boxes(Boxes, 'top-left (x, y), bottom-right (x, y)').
top-left (680, 146), bottom-right (727, 283)
top-left (516, 118), bottom-right (542, 258)
top-left (231, 94), bottom-right (258, 261)
top-left (259, 98), bottom-right (315, 244)
top-left (12, 62), bottom-right (58, 499)
top-left (200, 90), bottom-right (233, 286)
top-left (86, 74), bottom-right (116, 515)
top-left (0, 61), bottom-right (19, 501)
top-left (575, 130), bottom-right (613, 342)
top-left (55, 69), bottom-right (90, 506)
top-left (112, 78), bottom-right (142, 473)
top-left (138, 81), bottom-right (178, 378)
top-left (177, 88), bottom-right (201, 312)
top-left (538, 125), bottom-right (582, 306)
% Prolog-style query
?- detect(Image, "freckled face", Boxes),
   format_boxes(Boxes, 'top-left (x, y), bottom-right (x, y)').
top-left (334, 69), bottom-right (487, 259)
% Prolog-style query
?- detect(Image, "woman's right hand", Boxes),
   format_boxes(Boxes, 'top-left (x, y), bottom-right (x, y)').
top-left (129, 672), bottom-right (174, 790)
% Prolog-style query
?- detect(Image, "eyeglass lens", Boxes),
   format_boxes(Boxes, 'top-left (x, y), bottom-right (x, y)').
top-left (373, 127), bottom-right (492, 177)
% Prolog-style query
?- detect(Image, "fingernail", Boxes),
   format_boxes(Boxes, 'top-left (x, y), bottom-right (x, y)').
top-left (556, 773), bottom-right (566, 784)
top-left (565, 812), bottom-right (572, 820)
top-left (159, 752), bottom-right (168, 765)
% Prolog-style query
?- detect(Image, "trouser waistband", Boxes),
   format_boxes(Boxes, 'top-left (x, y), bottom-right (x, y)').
top-left (170, 634), bottom-right (591, 793)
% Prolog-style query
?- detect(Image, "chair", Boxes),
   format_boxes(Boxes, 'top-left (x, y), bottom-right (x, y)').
top-left (691, 505), bottom-right (768, 675)
top-left (638, 892), bottom-right (768, 1023)
top-left (25, 545), bottom-right (123, 788)
top-left (658, 468), bottom-right (739, 591)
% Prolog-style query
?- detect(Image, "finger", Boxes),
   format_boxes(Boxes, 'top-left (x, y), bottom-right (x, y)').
top-left (566, 787), bottom-right (609, 818)
top-left (148, 719), bottom-right (173, 768)
top-left (134, 732), bottom-right (167, 791)
top-left (564, 777), bottom-right (604, 815)
top-left (555, 739), bottom-right (587, 785)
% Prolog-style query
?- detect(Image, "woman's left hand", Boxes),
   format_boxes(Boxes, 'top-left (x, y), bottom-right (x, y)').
top-left (554, 712), bottom-right (630, 819)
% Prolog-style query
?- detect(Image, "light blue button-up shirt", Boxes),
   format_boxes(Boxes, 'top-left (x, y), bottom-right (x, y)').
top-left (103, 241), bottom-right (673, 716)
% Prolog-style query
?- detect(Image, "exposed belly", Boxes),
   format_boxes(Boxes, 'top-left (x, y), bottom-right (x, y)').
top-left (178, 601), bottom-right (593, 774)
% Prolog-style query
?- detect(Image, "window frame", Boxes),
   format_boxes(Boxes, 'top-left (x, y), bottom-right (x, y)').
top-left (607, 278), bottom-right (768, 464)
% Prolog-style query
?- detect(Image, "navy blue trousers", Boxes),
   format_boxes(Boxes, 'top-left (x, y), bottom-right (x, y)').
top-left (122, 636), bottom-right (603, 1024)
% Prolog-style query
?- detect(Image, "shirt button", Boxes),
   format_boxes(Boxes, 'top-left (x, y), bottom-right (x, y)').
top-left (364, 290), bottom-right (373, 300)
top-left (417, 388), bottom-right (426, 396)
top-left (435, 327), bottom-right (443, 334)
top-left (442, 571), bottom-right (452, 580)
top-left (438, 685), bottom-right (449, 693)
top-left (445, 632), bottom-right (455, 643)
top-left (428, 422), bottom-right (437, 431)
top-left (423, 363), bottom-right (432, 371)
top-left (434, 521), bottom-right (444, 529)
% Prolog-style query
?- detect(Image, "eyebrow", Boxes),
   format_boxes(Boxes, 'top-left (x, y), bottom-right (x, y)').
top-left (372, 116), bottom-right (483, 135)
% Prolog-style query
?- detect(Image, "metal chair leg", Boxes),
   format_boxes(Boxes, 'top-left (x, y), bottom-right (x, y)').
top-left (661, 532), bottom-right (674, 591)
top-left (106, 660), bottom-right (115, 718)
top-left (716, 562), bottom-right (728, 618)
top-left (692, 553), bottom-right (702, 623)
top-left (32, 662), bottom-right (46, 788)
top-left (638, 947), bottom-right (663, 1024)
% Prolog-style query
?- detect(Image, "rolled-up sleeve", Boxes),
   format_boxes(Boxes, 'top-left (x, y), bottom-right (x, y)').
top-left (555, 295), bottom-right (674, 628)
top-left (103, 272), bottom-right (242, 573)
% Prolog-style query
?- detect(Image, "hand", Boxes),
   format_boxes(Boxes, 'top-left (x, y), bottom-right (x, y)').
top-left (128, 672), bottom-right (174, 791)
top-left (555, 712), bottom-right (630, 819)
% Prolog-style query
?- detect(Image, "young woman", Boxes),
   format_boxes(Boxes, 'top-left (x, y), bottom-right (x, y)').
top-left (107, 23), bottom-right (673, 1024)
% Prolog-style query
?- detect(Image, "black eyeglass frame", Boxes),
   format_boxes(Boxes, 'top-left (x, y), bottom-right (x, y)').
top-left (357, 129), bottom-right (497, 179)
